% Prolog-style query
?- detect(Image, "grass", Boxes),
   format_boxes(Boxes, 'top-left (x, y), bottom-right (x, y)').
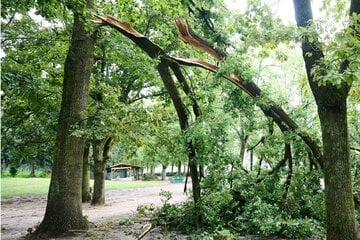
top-left (1, 177), bottom-right (169, 198)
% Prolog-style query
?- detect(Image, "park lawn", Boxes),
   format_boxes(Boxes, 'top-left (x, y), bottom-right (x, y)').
top-left (1, 177), bottom-right (169, 198)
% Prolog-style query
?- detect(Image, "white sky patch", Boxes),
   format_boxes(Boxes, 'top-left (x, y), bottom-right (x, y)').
top-left (28, 9), bottom-right (64, 29)
top-left (0, 48), bottom-right (5, 59)
top-left (28, 9), bottom-right (53, 28)
top-left (224, 0), bottom-right (323, 24)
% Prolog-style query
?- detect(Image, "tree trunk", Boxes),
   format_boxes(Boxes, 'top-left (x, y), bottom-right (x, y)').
top-left (239, 132), bottom-right (247, 166)
top-left (293, 0), bottom-right (357, 238)
top-left (161, 165), bottom-right (167, 180)
top-left (283, 144), bottom-right (292, 198)
top-left (319, 99), bottom-right (356, 239)
top-left (188, 141), bottom-right (202, 226)
top-left (177, 160), bottom-right (181, 175)
top-left (91, 140), bottom-right (106, 205)
top-left (82, 144), bottom-right (91, 203)
top-left (34, 0), bottom-right (95, 236)
top-left (29, 162), bottom-right (35, 177)
top-left (250, 150), bottom-right (253, 171)
top-left (103, 137), bottom-right (113, 163)
top-left (91, 137), bottom-right (113, 205)
top-left (157, 59), bottom-right (202, 226)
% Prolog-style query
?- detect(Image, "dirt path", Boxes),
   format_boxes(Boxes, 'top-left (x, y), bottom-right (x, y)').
top-left (1, 181), bottom-right (190, 240)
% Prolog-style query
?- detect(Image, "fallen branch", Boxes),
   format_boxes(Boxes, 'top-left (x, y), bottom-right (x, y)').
top-left (137, 223), bottom-right (152, 240)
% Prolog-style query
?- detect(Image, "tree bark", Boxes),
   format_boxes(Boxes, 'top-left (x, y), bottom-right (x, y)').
top-left (103, 137), bottom-right (113, 163)
top-left (34, 0), bottom-right (95, 236)
top-left (293, 0), bottom-right (357, 239)
top-left (91, 140), bottom-right (104, 205)
top-left (319, 99), bottom-right (356, 239)
top-left (91, 137), bottom-right (113, 205)
top-left (82, 144), bottom-right (91, 203)
top-left (177, 161), bottom-right (181, 175)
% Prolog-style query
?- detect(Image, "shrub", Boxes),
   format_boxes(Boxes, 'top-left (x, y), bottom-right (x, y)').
top-left (143, 173), bottom-right (157, 181)
top-left (9, 166), bottom-right (18, 177)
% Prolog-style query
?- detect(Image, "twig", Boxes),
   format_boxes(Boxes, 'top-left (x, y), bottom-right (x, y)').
top-left (137, 223), bottom-right (152, 240)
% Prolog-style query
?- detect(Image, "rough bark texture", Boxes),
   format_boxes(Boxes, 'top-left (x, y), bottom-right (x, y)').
top-left (34, 1), bottom-right (95, 236)
top-left (91, 139), bottom-right (105, 205)
top-left (82, 144), bottom-right (91, 203)
top-left (319, 99), bottom-right (356, 239)
top-left (293, 0), bottom-right (357, 239)
top-left (91, 135), bottom-right (113, 205)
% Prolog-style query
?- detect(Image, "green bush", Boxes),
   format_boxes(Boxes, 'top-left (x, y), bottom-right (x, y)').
top-left (143, 173), bottom-right (157, 181)
top-left (200, 189), bottom-right (237, 229)
top-left (9, 166), bottom-right (18, 177)
top-left (143, 162), bottom-right (327, 239)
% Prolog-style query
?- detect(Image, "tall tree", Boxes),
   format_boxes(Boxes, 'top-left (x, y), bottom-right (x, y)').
top-left (1, 15), bottom-right (65, 175)
top-left (293, 0), bottom-right (359, 239)
top-left (33, 0), bottom-right (96, 236)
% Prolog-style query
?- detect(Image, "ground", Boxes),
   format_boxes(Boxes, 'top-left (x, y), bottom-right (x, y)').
top-left (1, 181), bottom-right (190, 240)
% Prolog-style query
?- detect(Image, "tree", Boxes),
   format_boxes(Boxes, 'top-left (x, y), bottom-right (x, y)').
top-left (85, 32), bottom-right (161, 204)
top-left (33, 0), bottom-right (96, 236)
top-left (293, 0), bottom-right (359, 239)
top-left (1, 14), bottom-right (65, 175)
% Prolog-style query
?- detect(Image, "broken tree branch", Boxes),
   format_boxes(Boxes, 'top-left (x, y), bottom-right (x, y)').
top-left (174, 18), bottom-right (323, 168)
top-left (174, 18), bottom-right (227, 61)
top-left (93, 14), bottom-right (323, 168)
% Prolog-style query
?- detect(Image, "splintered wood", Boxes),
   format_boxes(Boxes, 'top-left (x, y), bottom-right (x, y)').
top-left (174, 18), bottom-right (223, 61)
top-left (94, 15), bottom-right (144, 38)
top-left (93, 15), bottom-right (252, 97)
top-left (93, 14), bottom-right (164, 58)
top-left (170, 56), bottom-right (253, 96)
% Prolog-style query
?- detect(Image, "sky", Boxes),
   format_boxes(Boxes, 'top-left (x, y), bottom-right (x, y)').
top-left (224, 0), bottom-right (323, 24)
top-left (224, 0), bottom-right (296, 23)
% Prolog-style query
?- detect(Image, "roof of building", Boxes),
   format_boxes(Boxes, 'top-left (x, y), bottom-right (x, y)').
top-left (107, 163), bottom-right (142, 170)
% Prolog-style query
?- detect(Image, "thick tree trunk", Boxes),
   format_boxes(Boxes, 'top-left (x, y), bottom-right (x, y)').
top-left (318, 100), bottom-right (356, 239)
top-left (82, 144), bottom-right (91, 203)
top-left (91, 137), bottom-right (113, 205)
top-left (293, 0), bottom-right (357, 239)
top-left (34, 1), bottom-right (95, 236)
top-left (91, 140), bottom-right (106, 205)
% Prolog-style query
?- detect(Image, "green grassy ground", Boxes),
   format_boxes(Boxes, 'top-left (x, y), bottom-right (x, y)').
top-left (1, 177), bottom-right (169, 198)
